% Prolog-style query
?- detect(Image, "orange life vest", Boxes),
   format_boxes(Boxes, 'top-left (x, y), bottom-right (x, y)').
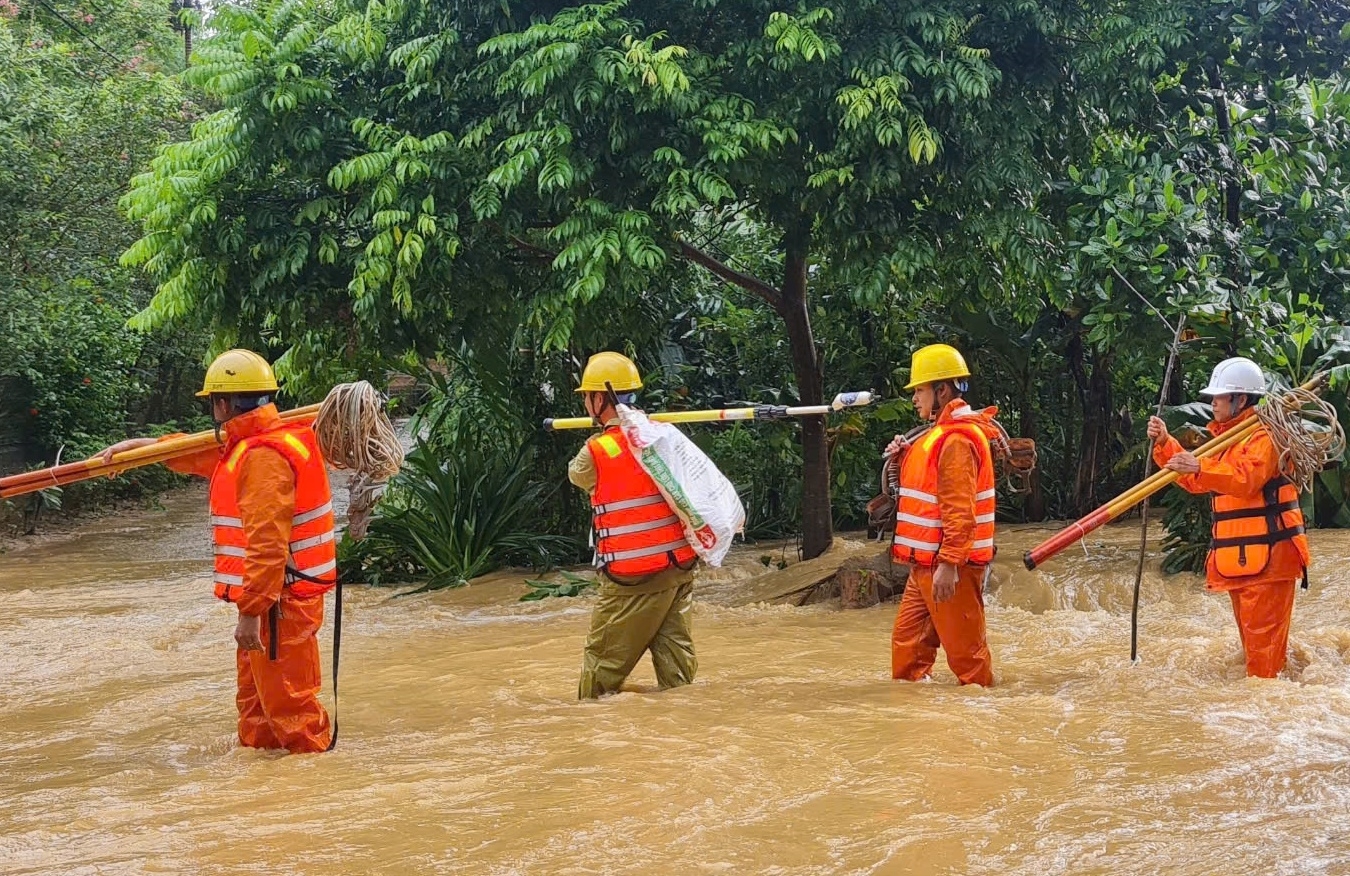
top-left (209, 422), bottom-right (337, 602)
top-left (1208, 432), bottom-right (1310, 581)
top-left (891, 409), bottom-right (997, 567)
top-left (588, 426), bottom-right (697, 579)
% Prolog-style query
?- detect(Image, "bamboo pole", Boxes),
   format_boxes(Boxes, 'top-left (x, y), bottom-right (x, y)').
top-left (0, 405), bottom-right (320, 500)
top-left (1022, 374), bottom-right (1326, 571)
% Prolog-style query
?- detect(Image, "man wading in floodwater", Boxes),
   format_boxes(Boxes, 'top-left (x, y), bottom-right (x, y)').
top-left (1148, 356), bottom-right (1310, 678)
top-left (567, 352), bottom-right (699, 699)
top-left (885, 344), bottom-right (1002, 687)
top-left (98, 350), bottom-right (337, 752)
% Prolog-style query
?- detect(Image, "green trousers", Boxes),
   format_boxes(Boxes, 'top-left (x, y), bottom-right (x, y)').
top-left (578, 578), bottom-right (697, 699)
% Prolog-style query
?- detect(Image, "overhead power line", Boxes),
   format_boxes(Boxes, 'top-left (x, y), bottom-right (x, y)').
top-left (32, 0), bottom-right (123, 64)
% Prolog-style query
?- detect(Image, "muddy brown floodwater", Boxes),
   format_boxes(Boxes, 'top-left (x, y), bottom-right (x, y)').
top-left (3, 487), bottom-right (1350, 875)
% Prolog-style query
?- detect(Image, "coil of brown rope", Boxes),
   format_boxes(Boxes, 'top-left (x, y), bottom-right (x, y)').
top-left (313, 381), bottom-right (405, 541)
top-left (1255, 380), bottom-right (1346, 492)
top-left (313, 381), bottom-right (404, 481)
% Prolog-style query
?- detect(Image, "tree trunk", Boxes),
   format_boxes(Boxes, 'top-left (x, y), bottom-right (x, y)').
top-left (1019, 369), bottom-right (1046, 521)
top-left (781, 237), bottom-right (832, 559)
top-left (1208, 65), bottom-right (1242, 232)
top-left (675, 235), bottom-right (832, 559)
top-left (1067, 332), bottom-right (1114, 515)
top-left (1209, 63), bottom-right (1246, 356)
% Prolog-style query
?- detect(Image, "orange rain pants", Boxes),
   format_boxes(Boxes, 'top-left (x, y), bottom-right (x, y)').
top-left (1228, 581), bottom-right (1297, 679)
top-left (239, 592), bottom-right (332, 752)
top-left (891, 564), bottom-right (994, 686)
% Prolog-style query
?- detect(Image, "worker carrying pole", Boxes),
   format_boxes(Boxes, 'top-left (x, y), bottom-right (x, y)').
top-left (93, 350), bottom-right (402, 753)
top-left (1147, 358), bottom-right (1330, 678)
top-left (885, 344), bottom-right (1003, 687)
top-left (566, 352), bottom-right (714, 699)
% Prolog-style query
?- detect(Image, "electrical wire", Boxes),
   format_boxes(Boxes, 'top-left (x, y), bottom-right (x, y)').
top-left (32, 0), bottom-right (121, 63)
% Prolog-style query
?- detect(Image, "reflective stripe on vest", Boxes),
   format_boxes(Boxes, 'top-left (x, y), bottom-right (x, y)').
top-left (294, 501), bottom-right (333, 527)
top-left (597, 515), bottom-right (681, 538)
top-left (1207, 431), bottom-right (1311, 579)
top-left (594, 495), bottom-right (667, 515)
top-left (208, 422), bottom-right (337, 602)
top-left (599, 539), bottom-right (695, 564)
top-left (588, 426), bottom-right (697, 579)
top-left (891, 419), bottom-right (997, 567)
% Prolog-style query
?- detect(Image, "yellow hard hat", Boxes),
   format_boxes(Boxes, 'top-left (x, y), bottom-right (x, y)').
top-left (904, 343), bottom-right (970, 390)
top-left (196, 349), bottom-right (280, 397)
top-left (576, 351), bottom-right (642, 393)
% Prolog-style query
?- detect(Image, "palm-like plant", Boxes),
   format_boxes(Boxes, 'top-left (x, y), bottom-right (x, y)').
top-left (343, 435), bottom-right (579, 592)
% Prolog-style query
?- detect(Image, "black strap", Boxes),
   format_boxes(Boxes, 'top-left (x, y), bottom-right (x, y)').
top-left (327, 576), bottom-right (341, 751)
top-left (1302, 566), bottom-right (1310, 591)
top-left (267, 601), bottom-right (279, 661)
top-left (1209, 474), bottom-right (1304, 551)
top-left (1211, 500), bottom-right (1301, 522)
top-left (1210, 524), bottom-right (1306, 550)
top-left (285, 565), bottom-right (333, 586)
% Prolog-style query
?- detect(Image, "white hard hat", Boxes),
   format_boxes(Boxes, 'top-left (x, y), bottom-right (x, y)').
top-left (1199, 357), bottom-right (1266, 397)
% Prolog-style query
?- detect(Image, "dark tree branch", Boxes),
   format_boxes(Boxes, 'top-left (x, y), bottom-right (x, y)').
top-left (676, 240), bottom-right (783, 311)
top-left (508, 234), bottom-right (558, 261)
top-left (1207, 65), bottom-right (1242, 230)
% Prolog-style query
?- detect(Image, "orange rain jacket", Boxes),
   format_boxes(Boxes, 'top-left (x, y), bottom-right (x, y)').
top-left (891, 402), bottom-right (999, 567)
top-left (1153, 408), bottom-right (1308, 592)
top-left (209, 421), bottom-right (336, 605)
top-left (167, 406), bottom-right (306, 616)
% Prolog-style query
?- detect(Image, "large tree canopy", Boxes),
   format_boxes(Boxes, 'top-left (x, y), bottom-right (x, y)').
top-left (121, 0), bottom-right (1350, 555)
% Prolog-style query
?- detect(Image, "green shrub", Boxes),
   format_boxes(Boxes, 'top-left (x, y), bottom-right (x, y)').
top-left (339, 435), bottom-right (580, 592)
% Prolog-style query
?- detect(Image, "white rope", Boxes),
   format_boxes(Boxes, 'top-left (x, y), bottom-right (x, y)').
top-left (313, 381), bottom-right (404, 540)
top-left (313, 381), bottom-right (404, 480)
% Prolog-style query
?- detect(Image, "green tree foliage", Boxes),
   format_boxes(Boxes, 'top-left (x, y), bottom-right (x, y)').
top-left (0, 3), bottom-right (204, 466)
top-left (118, 0), bottom-right (1202, 558)
top-left (339, 422), bottom-right (580, 591)
top-left (116, 0), bottom-right (1350, 568)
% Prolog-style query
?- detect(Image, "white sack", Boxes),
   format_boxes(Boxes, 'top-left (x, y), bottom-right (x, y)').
top-left (616, 405), bottom-right (745, 567)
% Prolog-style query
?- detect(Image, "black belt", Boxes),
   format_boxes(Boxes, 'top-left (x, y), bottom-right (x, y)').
top-left (1210, 499), bottom-right (1301, 522)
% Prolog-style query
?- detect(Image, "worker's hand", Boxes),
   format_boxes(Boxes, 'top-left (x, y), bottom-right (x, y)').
top-left (883, 434), bottom-right (911, 458)
top-left (234, 613), bottom-right (265, 652)
top-left (94, 437), bottom-right (157, 465)
top-left (1164, 451), bottom-right (1200, 474)
top-left (932, 563), bottom-right (959, 603)
top-left (1146, 416), bottom-right (1170, 446)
